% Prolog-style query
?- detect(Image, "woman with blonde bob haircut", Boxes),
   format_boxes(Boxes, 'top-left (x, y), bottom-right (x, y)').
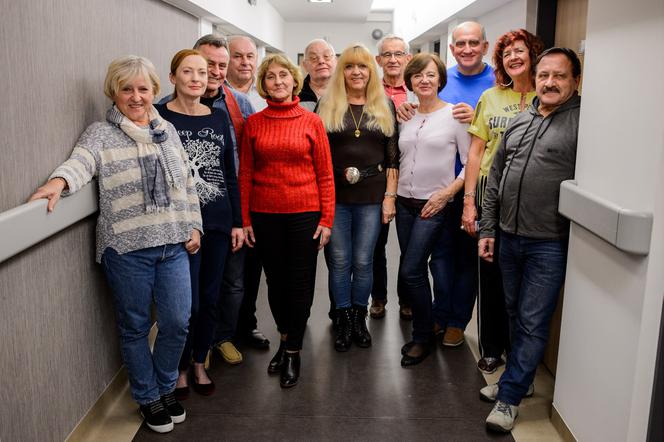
top-left (240, 52), bottom-right (335, 388)
top-left (30, 55), bottom-right (201, 433)
top-left (317, 44), bottom-right (399, 353)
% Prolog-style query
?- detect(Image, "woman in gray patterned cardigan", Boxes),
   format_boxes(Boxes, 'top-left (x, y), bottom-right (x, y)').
top-left (29, 56), bottom-right (201, 434)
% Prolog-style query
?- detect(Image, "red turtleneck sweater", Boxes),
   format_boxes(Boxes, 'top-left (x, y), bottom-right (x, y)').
top-left (239, 97), bottom-right (335, 228)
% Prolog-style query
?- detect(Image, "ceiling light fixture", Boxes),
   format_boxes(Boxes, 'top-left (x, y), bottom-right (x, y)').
top-left (309, 0), bottom-right (333, 3)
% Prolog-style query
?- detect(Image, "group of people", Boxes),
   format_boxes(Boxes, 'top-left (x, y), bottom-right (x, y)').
top-left (30, 20), bottom-right (582, 435)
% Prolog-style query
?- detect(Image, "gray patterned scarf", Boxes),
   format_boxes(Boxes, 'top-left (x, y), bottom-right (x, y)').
top-left (106, 105), bottom-right (185, 212)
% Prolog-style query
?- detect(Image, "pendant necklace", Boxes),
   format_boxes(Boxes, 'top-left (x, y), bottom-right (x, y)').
top-left (349, 105), bottom-right (365, 138)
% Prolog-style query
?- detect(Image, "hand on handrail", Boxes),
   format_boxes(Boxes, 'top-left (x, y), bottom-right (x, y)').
top-left (28, 178), bottom-right (68, 212)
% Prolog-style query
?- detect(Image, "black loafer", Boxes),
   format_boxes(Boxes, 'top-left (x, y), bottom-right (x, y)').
top-left (244, 329), bottom-right (270, 349)
top-left (400, 343), bottom-right (430, 367)
top-left (280, 351), bottom-right (300, 388)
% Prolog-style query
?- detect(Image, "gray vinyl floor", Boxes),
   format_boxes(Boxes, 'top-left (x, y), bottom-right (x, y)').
top-left (133, 225), bottom-right (513, 442)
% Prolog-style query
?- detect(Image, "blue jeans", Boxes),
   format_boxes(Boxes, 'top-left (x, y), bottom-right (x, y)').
top-left (497, 231), bottom-right (568, 406)
top-left (215, 246), bottom-right (246, 343)
top-left (395, 200), bottom-right (449, 343)
top-left (326, 203), bottom-right (382, 308)
top-left (102, 244), bottom-right (191, 405)
top-left (181, 231), bottom-right (229, 368)
top-left (430, 197), bottom-right (478, 330)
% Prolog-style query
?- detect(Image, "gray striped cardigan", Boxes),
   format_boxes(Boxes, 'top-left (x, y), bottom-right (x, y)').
top-left (51, 121), bottom-right (202, 262)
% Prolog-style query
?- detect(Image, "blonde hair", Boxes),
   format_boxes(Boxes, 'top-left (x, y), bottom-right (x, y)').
top-left (318, 44), bottom-right (394, 136)
top-left (104, 55), bottom-right (160, 100)
top-left (256, 53), bottom-right (304, 99)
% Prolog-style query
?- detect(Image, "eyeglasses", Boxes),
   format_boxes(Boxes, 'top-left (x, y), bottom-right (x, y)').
top-left (307, 53), bottom-right (334, 63)
top-left (454, 39), bottom-right (482, 49)
top-left (380, 51), bottom-right (406, 59)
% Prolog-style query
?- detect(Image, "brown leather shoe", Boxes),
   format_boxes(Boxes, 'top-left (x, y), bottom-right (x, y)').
top-left (369, 298), bottom-right (386, 319)
top-left (442, 326), bottom-right (465, 347)
top-left (399, 305), bottom-right (413, 321)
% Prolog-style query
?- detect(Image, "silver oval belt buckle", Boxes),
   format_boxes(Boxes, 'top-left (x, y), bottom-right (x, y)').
top-left (344, 167), bottom-right (361, 184)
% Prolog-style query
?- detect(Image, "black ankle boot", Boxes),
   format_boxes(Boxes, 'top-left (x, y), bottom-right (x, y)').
top-left (334, 307), bottom-right (353, 352)
top-left (351, 305), bottom-right (372, 348)
top-left (280, 351), bottom-right (300, 388)
top-left (267, 341), bottom-right (286, 374)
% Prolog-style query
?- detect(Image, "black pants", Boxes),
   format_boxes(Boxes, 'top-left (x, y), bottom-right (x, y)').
top-left (235, 246), bottom-right (262, 335)
top-left (371, 222), bottom-right (408, 306)
top-left (251, 211), bottom-right (320, 351)
top-left (477, 227), bottom-right (510, 358)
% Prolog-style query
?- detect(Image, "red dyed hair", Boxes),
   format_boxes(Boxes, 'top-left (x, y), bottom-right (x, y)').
top-left (492, 29), bottom-right (544, 89)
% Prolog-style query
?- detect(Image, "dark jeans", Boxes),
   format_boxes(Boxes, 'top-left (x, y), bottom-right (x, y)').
top-left (371, 223), bottom-right (408, 306)
top-left (395, 199), bottom-right (450, 343)
top-left (214, 246), bottom-right (246, 343)
top-left (497, 231), bottom-right (568, 406)
top-left (236, 245), bottom-right (263, 335)
top-left (477, 236), bottom-right (510, 359)
top-left (180, 231), bottom-right (230, 369)
top-left (430, 197), bottom-right (478, 330)
top-left (251, 211), bottom-right (320, 351)
top-left (102, 244), bottom-right (191, 405)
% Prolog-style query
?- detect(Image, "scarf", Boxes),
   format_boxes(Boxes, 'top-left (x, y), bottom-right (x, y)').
top-left (106, 105), bottom-right (185, 212)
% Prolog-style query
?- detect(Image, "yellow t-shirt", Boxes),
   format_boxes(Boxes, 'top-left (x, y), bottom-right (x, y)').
top-left (468, 87), bottom-right (536, 205)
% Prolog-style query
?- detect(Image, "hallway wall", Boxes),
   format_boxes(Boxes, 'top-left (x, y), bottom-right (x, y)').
top-left (0, 1), bottom-right (198, 440)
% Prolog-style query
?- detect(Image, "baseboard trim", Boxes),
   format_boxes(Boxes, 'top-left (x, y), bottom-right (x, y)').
top-left (551, 404), bottom-right (578, 442)
top-left (65, 367), bottom-right (132, 441)
top-left (65, 324), bottom-right (158, 441)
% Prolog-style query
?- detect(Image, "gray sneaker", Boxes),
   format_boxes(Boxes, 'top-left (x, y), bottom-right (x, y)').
top-left (479, 383), bottom-right (534, 402)
top-left (486, 400), bottom-right (518, 432)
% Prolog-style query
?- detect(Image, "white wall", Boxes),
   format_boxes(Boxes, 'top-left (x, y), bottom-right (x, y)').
top-left (553, 0), bottom-right (664, 440)
top-left (393, 0), bottom-right (476, 43)
top-left (282, 21), bottom-right (392, 66)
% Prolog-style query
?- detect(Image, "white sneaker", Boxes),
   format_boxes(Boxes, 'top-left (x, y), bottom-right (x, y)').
top-left (486, 401), bottom-right (519, 432)
top-left (479, 383), bottom-right (534, 402)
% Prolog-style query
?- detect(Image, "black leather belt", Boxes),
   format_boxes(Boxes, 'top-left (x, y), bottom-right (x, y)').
top-left (334, 162), bottom-right (384, 185)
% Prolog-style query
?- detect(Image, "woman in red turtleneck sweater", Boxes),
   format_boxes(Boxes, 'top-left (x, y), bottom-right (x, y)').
top-left (239, 53), bottom-right (335, 389)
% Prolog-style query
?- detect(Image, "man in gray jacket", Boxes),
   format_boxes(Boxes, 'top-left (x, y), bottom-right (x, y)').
top-left (478, 47), bottom-right (582, 432)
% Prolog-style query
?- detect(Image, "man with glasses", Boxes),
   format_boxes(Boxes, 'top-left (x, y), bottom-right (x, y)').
top-left (368, 34), bottom-right (415, 321)
top-left (298, 39), bottom-right (337, 111)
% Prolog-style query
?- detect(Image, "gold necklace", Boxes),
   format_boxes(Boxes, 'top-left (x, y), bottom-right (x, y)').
top-left (349, 105), bottom-right (365, 138)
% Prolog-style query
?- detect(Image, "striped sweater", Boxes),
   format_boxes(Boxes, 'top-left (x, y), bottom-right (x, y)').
top-left (51, 121), bottom-right (202, 262)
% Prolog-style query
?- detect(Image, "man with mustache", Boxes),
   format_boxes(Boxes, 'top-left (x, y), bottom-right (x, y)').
top-left (478, 47), bottom-right (582, 432)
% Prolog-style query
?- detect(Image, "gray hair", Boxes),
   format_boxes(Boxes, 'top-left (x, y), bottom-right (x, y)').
top-left (451, 21), bottom-right (487, 43)
top-left (304, 38), bottom-right (336, 57)
top-left (376, 34), bottom-right (410, 55)
top-left (193, 34), bottom-right (228, 50)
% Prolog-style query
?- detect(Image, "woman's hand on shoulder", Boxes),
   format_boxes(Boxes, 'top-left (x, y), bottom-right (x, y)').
top-left (452, 102), bottom-right (474, 124)
top-left (185, 229), bottom-right (201, 254)
top-left (243, 226), bottom-right (256, 248)
top-left (313, 225), bottom-right (331, 250)
top-left (29, 177), bottom-right (68, 212)
top-left (231, 227), bottom-right (245, 253)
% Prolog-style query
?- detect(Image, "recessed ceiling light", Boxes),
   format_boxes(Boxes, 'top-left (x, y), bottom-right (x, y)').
top-left (309, 0), bottom-right (333, 3)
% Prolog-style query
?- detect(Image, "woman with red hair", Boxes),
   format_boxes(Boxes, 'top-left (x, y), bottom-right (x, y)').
top-left (460, 29), bottom-right (543, 376)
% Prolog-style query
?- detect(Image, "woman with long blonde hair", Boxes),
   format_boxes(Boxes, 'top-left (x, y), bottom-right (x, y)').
top-left (318, 44), bottom-right (399, 352)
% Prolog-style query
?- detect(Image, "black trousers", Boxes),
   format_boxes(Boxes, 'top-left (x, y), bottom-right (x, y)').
top-left (477, 228), bottom-right (510, 358)
top-left (251, 211), bottom-right (320, 351)
top-left (235, 245), bottom-right (262, 335)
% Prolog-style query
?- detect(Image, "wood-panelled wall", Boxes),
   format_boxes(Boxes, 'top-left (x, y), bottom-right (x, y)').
top-left (0, 1), bottom-right (197, 440)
